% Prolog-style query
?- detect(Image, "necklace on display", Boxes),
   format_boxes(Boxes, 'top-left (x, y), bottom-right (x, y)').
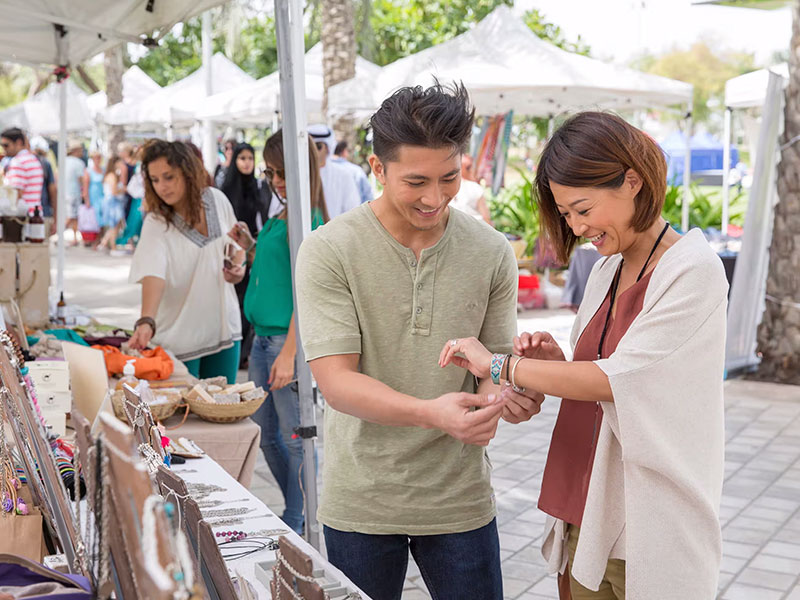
top-left (195, 497), bottom-right (250, 509)
top-left (206, 514), bottom-right (265, 528)
top-left (200, 506), bottom-right (255, 519)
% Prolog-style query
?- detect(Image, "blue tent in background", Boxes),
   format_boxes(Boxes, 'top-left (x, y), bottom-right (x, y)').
top-left (660, 131), bottom-right (739, 184)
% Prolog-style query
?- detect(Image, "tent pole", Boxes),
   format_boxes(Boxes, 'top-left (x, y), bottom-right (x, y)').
top-left (547, 115), bottom-right (555, 139)
top-left (274, 0), bottom-right (319, 550)
top-left (201, 11), bottom-right (216, 174)
top-left (682, 107), bottom-right (692, 233)
top-left (55, 32), bottom-right (68, 298)
top-left (721, 107), bottom-right (732, 236)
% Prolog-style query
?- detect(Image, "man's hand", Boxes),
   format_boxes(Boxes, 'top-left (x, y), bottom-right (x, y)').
top-left (423, 392), bottom-right (506, 446)
top-left (500, 383), bottom-right (545, 424)
top-left (514, 331), bottom-right (566, 362)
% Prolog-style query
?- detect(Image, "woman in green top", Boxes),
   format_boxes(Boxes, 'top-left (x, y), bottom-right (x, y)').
top-left (228, 130), bottom-right (329, 534)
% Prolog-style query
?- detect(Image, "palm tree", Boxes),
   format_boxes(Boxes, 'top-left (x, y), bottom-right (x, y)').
top-left (754, 0), bottom-right (800, 383)
top-left (104, 44), bottom-right (125, 153)
top-left (321, 0), bottom-right (357, 143)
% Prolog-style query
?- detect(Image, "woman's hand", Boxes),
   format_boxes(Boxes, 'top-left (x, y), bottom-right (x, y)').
top-left (439, 336), bottom-right (493, 379)
top-left (128, 323), bottom-right (153, 350)
top-left (269, 349), bottom-right (295, 391)
top-left (227, 222), bottom-right (254, 251)
top-left (222, 262), bottom-right (245, 284)
top-left (514, 331), bottom-right (566, 361)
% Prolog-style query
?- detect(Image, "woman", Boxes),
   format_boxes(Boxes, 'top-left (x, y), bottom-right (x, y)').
top-left (440, 112), bottom-right (727, 600)
top-left (227, 132), bottom-right (328, 534)
top-left (221, 142), bottom-right (271, 368)
top-left (128, 140), bottom-right (244, 383)
top-left (97, 155), bottom-right (126, 251)
top-left (85, 151), bottom-right (105, 228)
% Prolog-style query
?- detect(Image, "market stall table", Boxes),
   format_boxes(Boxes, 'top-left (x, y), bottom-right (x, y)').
top-left (172, 455), bottom-right (368, 599)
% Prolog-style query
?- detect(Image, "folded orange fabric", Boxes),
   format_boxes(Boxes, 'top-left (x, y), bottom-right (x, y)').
top-left (92, 345), bottom-right (174, 380)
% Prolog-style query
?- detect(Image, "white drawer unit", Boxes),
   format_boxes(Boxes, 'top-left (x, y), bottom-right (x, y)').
top-left (27, 360), bottom-right (72, 392)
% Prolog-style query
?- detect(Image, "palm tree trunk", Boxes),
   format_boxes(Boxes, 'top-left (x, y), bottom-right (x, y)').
top-left (754, 1), bottom-right (800, 383)
top-left (321, 0), bottom-right (357, 143)
top-left (104, 44), bottom-right (125, 153)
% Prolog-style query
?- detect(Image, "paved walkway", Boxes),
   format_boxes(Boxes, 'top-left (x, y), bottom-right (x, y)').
top-left (58, 242), bottom-right (800, 599)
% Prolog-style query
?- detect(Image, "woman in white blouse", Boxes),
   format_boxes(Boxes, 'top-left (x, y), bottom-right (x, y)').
top-left (128, 140), bottom-right (244, 383)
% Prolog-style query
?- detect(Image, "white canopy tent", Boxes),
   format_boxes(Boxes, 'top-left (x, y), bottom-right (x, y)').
top-left (0, 78), bottom-right (91, 134)
top-left (329, 5), bottom-right (692, 119)
top-left (0, 0), bottom-right (229, 300)
top-left (329, 4), bottom-right (695, 229)
top-left (196, 43), bottom-right (381, 125)
top-left (104, 52), bottom-right (254, 129)
top-left (86, 64), bottom-right (161, 119)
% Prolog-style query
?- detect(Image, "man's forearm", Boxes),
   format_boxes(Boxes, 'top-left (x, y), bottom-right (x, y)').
top-left (313, 365), bottom-right (432, 428)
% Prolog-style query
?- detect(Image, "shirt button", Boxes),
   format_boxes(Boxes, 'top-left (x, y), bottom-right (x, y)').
top-left (417, 283), bottom-right (422, 290)
top-left (416, 307), bottom-right (422, 314)
top-left (410, 260), bottom-right (417, 267)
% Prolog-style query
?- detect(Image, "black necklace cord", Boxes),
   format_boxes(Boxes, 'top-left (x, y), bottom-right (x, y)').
top-left (597, 222), bottom-right (670, 359)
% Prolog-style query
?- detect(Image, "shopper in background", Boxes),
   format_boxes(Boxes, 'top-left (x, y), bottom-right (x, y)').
top-left (86, 151), bottom-right (106, 230)
top-left (129, 140), bottom-right (243, 383)
top-left (220, 142), bottom-right (270, 369)
top-left (332, 140), bottom-right (373, 205)
top-left (30, 136), bottom-right (57, 235)
top-left (1, 127), bottom-right (43, 214)
top-left (97, 154), bottom-right (126, 252)
top-left (227, 131), bottom-right (328, 535)
top-left (214, 138), bottom-right (237, 188)
top-left (64, 142), bottom-right (87, 246)
top-left (308, 124), bottom-right (360, 219)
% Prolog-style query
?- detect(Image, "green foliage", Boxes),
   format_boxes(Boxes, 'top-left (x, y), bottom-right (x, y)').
top-left (489, 168), bottom-right (539, 256)
top-left (0, 64), bottom-right (36, 110)
top-left (662, 183), bottom-right (748, 231)
top-left (632, 41), bottom-right (756, 125)
top-left (522, 9), bottom-right (590, 56)
top-left (133, 9), bottom-right (283, 87)
top-left (365, 0), bottom-right (513, 66)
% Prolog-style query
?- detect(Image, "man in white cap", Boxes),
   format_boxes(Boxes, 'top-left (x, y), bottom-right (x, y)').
top-left (308, 124), bottom-right (360, 219)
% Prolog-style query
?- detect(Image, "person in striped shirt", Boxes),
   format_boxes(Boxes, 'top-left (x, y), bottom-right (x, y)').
top-left (1, 128), bottom-right (44, 214)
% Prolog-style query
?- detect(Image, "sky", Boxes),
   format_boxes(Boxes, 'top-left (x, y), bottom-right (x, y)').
top-left (513, 0), bottom-right (792, 65)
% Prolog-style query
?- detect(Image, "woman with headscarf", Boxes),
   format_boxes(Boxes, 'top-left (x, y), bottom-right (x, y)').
top-left (221, 142), bottom-right (270, 368)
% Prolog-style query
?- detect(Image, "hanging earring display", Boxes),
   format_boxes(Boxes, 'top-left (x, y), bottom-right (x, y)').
top-left (138, 443), bottom-right (163, 475)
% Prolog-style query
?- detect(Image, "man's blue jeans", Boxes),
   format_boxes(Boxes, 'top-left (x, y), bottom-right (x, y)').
top-left (249, 334), bottom-right (306, 533)
top-left (323, 518), bottom-right (503, 600)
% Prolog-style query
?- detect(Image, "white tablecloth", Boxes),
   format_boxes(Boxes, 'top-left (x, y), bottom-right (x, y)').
top-left (173, 456), bottom-right (369, 599)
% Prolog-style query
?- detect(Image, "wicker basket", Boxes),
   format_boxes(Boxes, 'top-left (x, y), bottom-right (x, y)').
top-left (185, 390), bottom-right (266, 424)
top-left (111, 388), bottom-right (182, 423)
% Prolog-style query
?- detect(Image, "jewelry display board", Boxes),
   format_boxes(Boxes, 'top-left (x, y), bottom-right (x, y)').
top-left (0, 337), bottom-right (87, 576)
top-left (156, 465), bottom-right (238, 600)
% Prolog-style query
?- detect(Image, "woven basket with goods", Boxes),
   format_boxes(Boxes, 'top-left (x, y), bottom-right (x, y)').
top-left (183, 380), bottom-right (266, 424)
top-left (112, 388), bottom-right (182, 423)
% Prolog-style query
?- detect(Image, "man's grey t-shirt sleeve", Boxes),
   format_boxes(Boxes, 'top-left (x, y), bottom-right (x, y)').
top-left (478, 240), bottom-right (518, 355)
top-left (296, 234), bottom-right (362, 361)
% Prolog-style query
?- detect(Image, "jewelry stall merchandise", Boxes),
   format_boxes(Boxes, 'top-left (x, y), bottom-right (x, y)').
top-left (0, 332), bottom-right (88, 577)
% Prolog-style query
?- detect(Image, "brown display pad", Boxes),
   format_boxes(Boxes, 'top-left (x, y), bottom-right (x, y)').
top-left (156, 466), bottom-right (237, 600)
top-left (72, 409), bottom-right (137, 600)
top-left (99, 413), bottom-right (177, 600)
top-left (271, 536), bottom-right (325, 600)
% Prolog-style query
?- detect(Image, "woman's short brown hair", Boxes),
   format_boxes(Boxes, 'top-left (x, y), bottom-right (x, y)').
top-left (141, 139), bottom-right (209, 227)
top-left (535, 112), bottom-right (667, 263)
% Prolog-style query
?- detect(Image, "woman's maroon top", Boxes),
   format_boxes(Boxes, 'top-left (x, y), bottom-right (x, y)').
top-left (538, 268), bottom-right (653, 526)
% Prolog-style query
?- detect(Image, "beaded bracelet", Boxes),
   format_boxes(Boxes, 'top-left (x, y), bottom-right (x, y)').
top-left (490, 354), bottom-right (505, 385)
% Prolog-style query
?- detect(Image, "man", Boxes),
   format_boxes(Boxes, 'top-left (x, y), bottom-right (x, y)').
top-left (1, 127), bottom-right (43, 214)
top-left (30, 137), bottom-right (57, 235)
top-left (308, 124), bottom-right (360, 219)
top-left (63, 142), bottom-right (87, 245)
top-left (214, 138), bottom-right (237, 188)
top-left (450, 154), bottom-right (492, 225)
top-left (332, 140), bottom-right (373, 205)
top-left (296, 84), bottom-right (544, 600)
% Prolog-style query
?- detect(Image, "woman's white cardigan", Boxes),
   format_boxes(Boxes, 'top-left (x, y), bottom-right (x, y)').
top-left (541, 228), bottom-right (728, 599)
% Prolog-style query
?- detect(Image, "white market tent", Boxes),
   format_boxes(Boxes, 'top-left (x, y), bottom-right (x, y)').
top-left (0, 0), bottom-right (229, 298)
top-left (725, 63), bottom-right (788, 109)
top-left (0, 78), bottom-right (91, 134)
top-left (329, 5), bottom-right (693, 119)
top-left (196, 43), bottom-right (381, 125)
top-left (86, 65), bottom-right (161, 119)
top-left (104, 52), bottom-right (254, 128)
